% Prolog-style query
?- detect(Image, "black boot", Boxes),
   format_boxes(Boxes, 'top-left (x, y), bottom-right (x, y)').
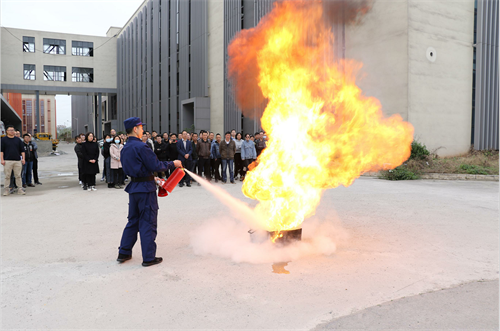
top-left (117, 253), bottom-right (132, 262)
top-left (142, 257), bottom-right (163, 267)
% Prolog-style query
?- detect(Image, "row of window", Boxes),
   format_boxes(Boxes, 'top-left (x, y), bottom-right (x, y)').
top-left (23, 37), bottom-right (94, 57)
top-left (23, 64), bottom-right (94, 83)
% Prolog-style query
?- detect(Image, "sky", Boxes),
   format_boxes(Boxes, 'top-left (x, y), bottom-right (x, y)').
top-left (1, 0), bottom-right (145, 128)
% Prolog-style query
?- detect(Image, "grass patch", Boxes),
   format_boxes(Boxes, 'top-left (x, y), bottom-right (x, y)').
top-left (423, 148), bottom-right (499, 175)
top-left (458, 164), bottom-right (489, 175)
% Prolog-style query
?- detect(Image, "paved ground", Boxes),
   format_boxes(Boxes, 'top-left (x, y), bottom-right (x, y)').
top-left (1, 143), bottom-right (498, 330)
top-left (314, 280), bottom-right (498, 330)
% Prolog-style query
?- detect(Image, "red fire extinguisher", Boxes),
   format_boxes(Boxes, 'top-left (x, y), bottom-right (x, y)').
top-left (156, 168), bottom-right (185, 197)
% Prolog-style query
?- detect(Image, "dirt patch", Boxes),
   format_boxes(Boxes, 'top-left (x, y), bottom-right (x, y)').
top-left (419, 149), bottom-right (499, 175)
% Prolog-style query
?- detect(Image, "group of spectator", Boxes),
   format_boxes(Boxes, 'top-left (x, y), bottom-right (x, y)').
top-left (74, 128), bottom-right (126, 191)
top-left (73, 128), bottom-right (267, 190)
top-left (147, 128), bottom-right (266, 186)
top-left (1, 126), bottom-right (42, 196)
top-left (2, 123), bottom-right (267, 195)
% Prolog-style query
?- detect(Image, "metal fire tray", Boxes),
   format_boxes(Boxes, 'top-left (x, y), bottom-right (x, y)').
top-left (268, 228), bottom-right (302, 244)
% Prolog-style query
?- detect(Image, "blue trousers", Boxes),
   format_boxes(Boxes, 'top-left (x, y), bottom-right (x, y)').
top-left (119, 191), bottom-right (159, 262)
top-left (22, 161), bottom-right (33, 186)
top-left (221, 159), bottom-right (234, 182)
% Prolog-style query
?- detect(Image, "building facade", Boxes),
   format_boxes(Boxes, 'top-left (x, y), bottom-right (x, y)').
top-left (116, 0), bottom-right (210, 135)
top-left (21, 94), bottom-right (57, 137)
top-left (0, 26), bottom-right (118, 139)
top-left (113, 0), bottom-right (497, 155)
top-left (2, 0), bottom-right (498, 155)
top-left (2, 92), bottom-right (57, 137)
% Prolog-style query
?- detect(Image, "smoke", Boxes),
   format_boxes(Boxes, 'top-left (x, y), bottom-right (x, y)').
top-left (190, 217), bottom-right (349, 264)
top-left (322, 0), bottom-right (374, 26)
top-left (227, 0), bottom-right (373, 114)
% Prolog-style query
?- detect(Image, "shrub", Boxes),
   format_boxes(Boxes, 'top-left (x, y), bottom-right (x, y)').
top-left (380, 166), bottom-right (420, 180)
top-left (410, 141), bottom-right (430, 160)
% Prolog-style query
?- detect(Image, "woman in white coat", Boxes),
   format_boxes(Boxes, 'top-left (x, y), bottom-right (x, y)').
top-left (109, 137), bottom-right (124, 189)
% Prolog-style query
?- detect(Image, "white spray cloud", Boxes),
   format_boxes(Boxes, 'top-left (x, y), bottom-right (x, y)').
top-left (190, 217), bottom-right (350, 264)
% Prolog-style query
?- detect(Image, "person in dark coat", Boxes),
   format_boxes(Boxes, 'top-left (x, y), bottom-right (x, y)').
top-left (190, 133), bottom-right (199, 184)
top-left (196, 131), bottom-right (212, 182)
top-left (154, 135), bottom-right (168, 178)
top-left (166, 133), bottom-right (178, 178)
top-left (154, 135), bottom-right (168, 161)
top-left (81, 132), bottom-right (100, 191)
top-left (117, 117), bottom-right (182, 267)
top-left (74, 135), bottom-right (85, 188)
top-left (102, 134), bottom-right (113, 187)
top-left (219, 131), bottom-right (236, 184)
top-left (21, 134), bottom-right (35, 188)
top-left (29, 134), bottom-right (42, 185)
top-left (176, 130), bottom-right (193, 187)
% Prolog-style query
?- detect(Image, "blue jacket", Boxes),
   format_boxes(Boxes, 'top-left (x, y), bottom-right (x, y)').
top-left (241, 140), bottom-right (257, 160)
top-left (121, 136), bottom-right (175, 193)
top-left (210, 140), bottom-right (221, 159)
top-left (176, 139), bottom-right (193, 161)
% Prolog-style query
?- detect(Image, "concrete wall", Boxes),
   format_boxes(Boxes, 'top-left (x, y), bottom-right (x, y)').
top-left (345, 0), bottom-right (409, 119)
top-left (345, 0), bottom-right (474, 157)
top-left (1, 27), bottom-right (117, 94)
top-left (208, 0), bottom-right (225, 135)
top-left (407, 1), bottom-right (474, 156)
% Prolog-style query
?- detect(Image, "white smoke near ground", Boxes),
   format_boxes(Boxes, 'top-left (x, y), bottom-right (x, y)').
top-left (185, 169), bottom-right (350, 264)
top-left (190, 216), bottom-right (350, 264)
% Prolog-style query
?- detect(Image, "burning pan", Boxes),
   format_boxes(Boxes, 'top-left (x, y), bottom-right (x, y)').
top-left (268, 228), bottom-right (302, 245)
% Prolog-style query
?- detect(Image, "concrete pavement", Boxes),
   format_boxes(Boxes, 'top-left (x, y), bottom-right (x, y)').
top-left (1, 143), bottom-right (498, 329)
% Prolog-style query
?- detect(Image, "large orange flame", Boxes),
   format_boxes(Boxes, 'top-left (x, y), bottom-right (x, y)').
top-left (228, 0), bottom-right (414, 233)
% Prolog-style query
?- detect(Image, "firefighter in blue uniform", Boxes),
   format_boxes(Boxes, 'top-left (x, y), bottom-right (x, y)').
top-left (117, 117), bottom-right (182, 267)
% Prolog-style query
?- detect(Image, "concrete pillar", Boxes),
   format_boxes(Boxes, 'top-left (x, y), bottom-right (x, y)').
top-left (35, 90), bottom-right (40, 134)
top-left (98, 92), bottom-right (102, 139)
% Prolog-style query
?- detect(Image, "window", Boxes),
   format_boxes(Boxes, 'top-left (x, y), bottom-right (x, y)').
top-left (43, 65), bottom-right (66, 81)
top-left (72, 41), bottom-right (93, 56)
top-left (23, 64), bottom-right (36, 80)
top-left (72, 67), bottom-right (93, 82)
top-left (43, 38), bottom-right (66, 54)
top-left (23, 37), bottom-right (35, 52)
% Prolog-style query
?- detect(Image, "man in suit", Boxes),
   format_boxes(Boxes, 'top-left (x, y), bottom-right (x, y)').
top-left (176, 130), bottom-right (192, 187)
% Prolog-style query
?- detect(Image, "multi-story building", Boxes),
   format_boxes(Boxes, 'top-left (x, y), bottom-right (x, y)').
top-left (2, 92), bottom-right (58, 137)
top-left (1, 26), bottom-right (118, 139)
top-left (21, 94), bottom-right (57, 137)
top-left (1, 0), bottom-right (497, 155)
